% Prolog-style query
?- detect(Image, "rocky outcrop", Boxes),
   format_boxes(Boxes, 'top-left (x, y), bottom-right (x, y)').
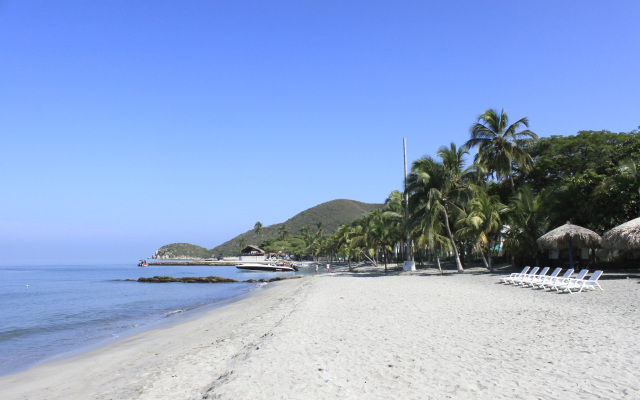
top-left (136, 275), bottom-right (304, 283)
top-left (137, 276), bottom-right (238, 283)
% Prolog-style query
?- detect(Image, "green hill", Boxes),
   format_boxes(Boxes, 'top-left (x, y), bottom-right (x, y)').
top-left (152, 199), bottom-right (383, 258)
top-left (153, 243), bottom-right (214, 259)
top-left (212, 199), bottom-right (383, 256)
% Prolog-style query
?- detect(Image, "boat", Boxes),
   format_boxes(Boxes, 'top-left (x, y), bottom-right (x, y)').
top-left (137, 259), bottom-right (148, 267)
top-left (235, 262), bottom-right (296, 272)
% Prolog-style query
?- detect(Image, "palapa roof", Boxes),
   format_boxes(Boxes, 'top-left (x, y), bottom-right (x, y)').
top-left (241, 245), bottom-right (265, 255)
top-left (602, 217), bottom-right (640, 250)
top-left (536, 221), bottom-right (602, 250)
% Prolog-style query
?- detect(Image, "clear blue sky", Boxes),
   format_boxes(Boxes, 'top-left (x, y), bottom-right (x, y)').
top-left (1, 1), bottom-right (638, 264)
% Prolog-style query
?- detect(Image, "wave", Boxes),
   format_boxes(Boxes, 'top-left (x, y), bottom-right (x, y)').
top-left (164, 309), bottom-right (184, 317)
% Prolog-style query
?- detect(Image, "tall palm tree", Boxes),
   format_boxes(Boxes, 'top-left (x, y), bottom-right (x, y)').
top-left (409, 198), bottom-right (449, 273)
top-left (406, 143), bottom-right (478, 272)
top-left (366, 209), bottom-right (396, 272)
top-left (348, 215), bottom-right (379, 267)
top-left (254, 221), bottom-right (263, 237)
top-left (466, 108), bottom-right (538, 193)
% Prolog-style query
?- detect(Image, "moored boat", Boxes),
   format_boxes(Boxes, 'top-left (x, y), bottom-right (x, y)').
top-left (138, 259), bottom-right (149, 267)
top-left (235, 263), bottom-right (295, 272)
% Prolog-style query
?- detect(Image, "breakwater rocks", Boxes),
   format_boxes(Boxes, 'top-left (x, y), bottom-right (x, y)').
top-left (137, 275), bottom-right (303, 283)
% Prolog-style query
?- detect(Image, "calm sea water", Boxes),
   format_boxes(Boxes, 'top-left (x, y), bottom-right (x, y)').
top-left (0, 263), bottom-right (310, 377)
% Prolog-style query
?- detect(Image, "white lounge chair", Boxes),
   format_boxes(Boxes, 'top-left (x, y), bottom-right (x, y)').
top-left (553, 269), bottom-right (589, 292)
top-left (556, 270), bottom-right (604, 294)
top-left (531, 267), bottom-right (562, 289)
top-left (520, 267), bottom-right (549, 287)
top-left (512, 267), bottom-right (539, 285)
top-left (499, 266), bottom-right (530, 284)
top-left (541, 268), bottom-right (575, 290)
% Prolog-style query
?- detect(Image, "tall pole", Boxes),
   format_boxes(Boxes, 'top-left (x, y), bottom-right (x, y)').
top-left (403, 138), bottom-right (411, 261)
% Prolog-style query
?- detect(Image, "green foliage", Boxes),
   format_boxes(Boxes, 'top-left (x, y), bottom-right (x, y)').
top-left (211, 199), bottom-right (383, 256)
top-left (153, 243), bottom-right (214, 259)
top-left (406, 143), bottom-right (479, 272)
top-left (522, 130), bottom-right (640, 231)
top-left (467, 108), bottom-right (538, 192)
top-left (155, 119), bottom-right (640, 269)
top-left (260, 236), bottom-right (308, 257)
top-left (502, 186), bottom-right (548, 266)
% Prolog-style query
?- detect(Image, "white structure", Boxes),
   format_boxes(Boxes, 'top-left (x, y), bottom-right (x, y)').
top-left (403, 260), bottom-right (415, 271)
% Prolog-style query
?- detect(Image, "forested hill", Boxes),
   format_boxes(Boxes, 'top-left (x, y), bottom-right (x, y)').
top-left (212, 199), bottom-right (383, 256)
top-left (153, 199), bottom-right (383, 258)
top-left (152, 243), bottom-right (214, 259)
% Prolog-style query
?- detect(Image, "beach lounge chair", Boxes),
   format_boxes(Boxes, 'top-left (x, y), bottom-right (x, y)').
top-left (511, 267), bottom-right (539, 285)
top-left (499, 266), bottom-right (530, 284)
top-left (556, 270), bottom-right (603, 294)
top-left (553, 269), bottom-right (589, 292)
top-left (520, 267), bottom-right (549, 287)
top-left (531, 267), bottom-right (562, 289)
top-left (541, 268), bottom-right (574, 290)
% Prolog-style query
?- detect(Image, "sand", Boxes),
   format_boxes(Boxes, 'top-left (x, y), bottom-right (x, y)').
top-left (1, 266), bottom-right (638, 399)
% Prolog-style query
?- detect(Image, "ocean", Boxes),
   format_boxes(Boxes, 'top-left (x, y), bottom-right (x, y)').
top-left (0, 262), bottom-right (313, 377)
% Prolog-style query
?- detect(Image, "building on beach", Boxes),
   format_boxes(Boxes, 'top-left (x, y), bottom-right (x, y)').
top-left (239, 245), bottom-right (266, 262)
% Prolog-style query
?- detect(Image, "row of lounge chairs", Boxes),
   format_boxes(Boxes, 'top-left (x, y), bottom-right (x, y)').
top-left (498, 266), bottom-right (603, 294)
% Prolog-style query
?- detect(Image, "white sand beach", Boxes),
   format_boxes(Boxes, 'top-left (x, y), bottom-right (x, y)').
top-left (1, 266), bottom-right (638, 399)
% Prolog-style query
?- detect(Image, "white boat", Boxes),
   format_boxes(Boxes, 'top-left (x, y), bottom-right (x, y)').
top-left (235, 263), bottom-right (296, 272)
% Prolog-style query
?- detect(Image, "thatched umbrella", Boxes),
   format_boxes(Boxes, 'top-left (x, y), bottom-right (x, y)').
top-left (603, 217), bottom-right (640, 250)
top-left (537, 221), bottom-right (603, 268)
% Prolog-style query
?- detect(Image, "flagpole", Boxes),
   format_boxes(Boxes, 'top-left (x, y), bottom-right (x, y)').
top-left (403, 138), bottom-right (415, 271)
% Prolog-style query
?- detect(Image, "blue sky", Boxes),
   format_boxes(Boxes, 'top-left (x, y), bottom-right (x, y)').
top-left (1, 1), bottom-right (638, 263)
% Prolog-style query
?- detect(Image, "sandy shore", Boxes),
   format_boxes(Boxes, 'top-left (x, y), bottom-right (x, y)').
top-left (1, 266), bottom-right (638, 399)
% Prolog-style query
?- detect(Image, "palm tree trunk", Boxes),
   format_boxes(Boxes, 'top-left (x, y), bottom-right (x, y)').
top-left (383, 250), bottom-right (388, 273)
top-left (436, 252), bottom-right (443, 274)
top-left (360, 250), bottom-right (377, 267)
top-left (442, 205), bottom-right (463, 272)
top-left (479, 250), bottom-right (489, 270)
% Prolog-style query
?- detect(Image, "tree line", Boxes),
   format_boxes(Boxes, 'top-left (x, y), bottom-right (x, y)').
top-left (251, 109), bottom-right (640, 271)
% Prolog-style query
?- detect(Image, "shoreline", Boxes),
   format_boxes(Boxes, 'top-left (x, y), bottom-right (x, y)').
top-left (1, 266), bottom-right (638, 399)
top-left (9, 281), bottom-right (270, 377)
top-left (0, 277), bottom-right (309, 399)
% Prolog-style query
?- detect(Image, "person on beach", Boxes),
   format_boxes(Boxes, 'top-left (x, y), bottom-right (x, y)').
top-left (326, 263), bottom-right (330, 273)
top-left (315, 265), bottom-right (318, 275)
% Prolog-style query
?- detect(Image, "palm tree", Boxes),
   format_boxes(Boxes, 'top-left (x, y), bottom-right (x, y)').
top-left (348, 216), bottom-right (379, 267)
top-left (466, 108), bottom-right (538, 193)
top-left (383, 190), bottom-right (408, 261)
top-left (254, 221), bottom-right (263, 237)
top-left (456, 191), bottom-right (507, 271)
top-left (409, 198), bottom-right (450, 273)
top-left (365, 209), bottom-right (396, 272)
top-left (503, 186), bottom-right (548, 267)
top-left (406, 143), bottom-right (478, 272)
